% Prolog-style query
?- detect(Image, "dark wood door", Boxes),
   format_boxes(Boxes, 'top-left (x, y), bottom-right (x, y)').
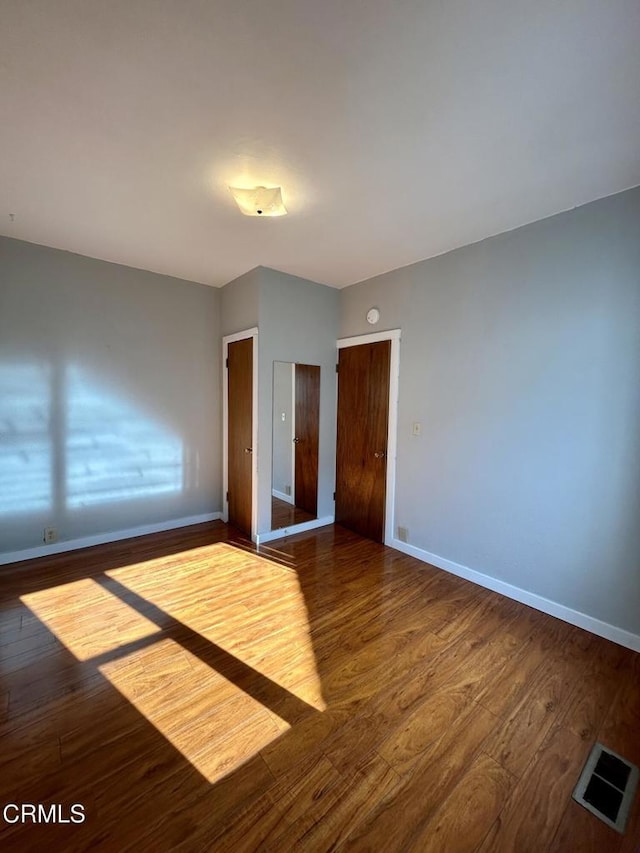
top-left (294, 363), bottom-right (320, 517)
top-left (335, 340), bottom-right (391, 542)
top-left (227, 338), bottom-right (253, 536)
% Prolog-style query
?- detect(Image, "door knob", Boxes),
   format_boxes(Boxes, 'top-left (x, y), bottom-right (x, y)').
top-left (244, 447), bottom-right (253, 454)
top-left (374, 451), bottom-right (386, 458)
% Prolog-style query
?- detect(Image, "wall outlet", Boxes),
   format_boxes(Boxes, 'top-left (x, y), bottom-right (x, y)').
top-left (397, 526), bottom-right (409, 542)
top-left (285, 485), bottom-right (291, 496)
top-left (412, 422), bottom-right (422, 436)
top-left (43, 526), bottom-right (58, 544)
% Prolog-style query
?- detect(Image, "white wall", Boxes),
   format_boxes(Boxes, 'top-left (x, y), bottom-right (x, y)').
top-left (341, 187), bottom-right (640, 638)
top-left (0, 237), bottom-right (221, 556)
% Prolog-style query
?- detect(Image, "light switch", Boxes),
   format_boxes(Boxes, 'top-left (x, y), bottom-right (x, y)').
top-left (412, 422), bottom-right (421, 436)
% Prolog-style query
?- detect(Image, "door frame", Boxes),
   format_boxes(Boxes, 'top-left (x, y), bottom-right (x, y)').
top-left (336, 328), bottom-right (401, 545)
top-left (223, 327), bottom-right (259, 542)
top-left (290, 363), bottom-right (296, 504)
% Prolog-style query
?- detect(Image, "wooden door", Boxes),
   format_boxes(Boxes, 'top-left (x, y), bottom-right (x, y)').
top-left (335, 340), bottom-right (391, 542)
top-left (227, 338), bottom-right (253, 536)
top-left (294, 364), bottom-right (320, 516)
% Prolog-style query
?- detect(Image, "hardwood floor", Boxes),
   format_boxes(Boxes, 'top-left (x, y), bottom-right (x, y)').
top-left (271, 496), bottom-right (316, 530)
top-left (1, 522), bottom-right (638, 851)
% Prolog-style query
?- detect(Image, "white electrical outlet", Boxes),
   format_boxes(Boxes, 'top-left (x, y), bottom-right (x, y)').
top-left (397, 526), bottom-right (409, 542)
top-left (412, 422), bottom-right (422, 436)
top-left (43, 526), bottom-right (58, 544)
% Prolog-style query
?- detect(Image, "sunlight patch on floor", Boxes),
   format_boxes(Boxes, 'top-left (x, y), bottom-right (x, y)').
top-left (19, 542), bottom-right (326, 783)
top-left (98, 636), bottom-right (287, 783)
top-left (20, 578), bottom-right (160, 660)
top-left (105, 542), bottom-right (326, 710)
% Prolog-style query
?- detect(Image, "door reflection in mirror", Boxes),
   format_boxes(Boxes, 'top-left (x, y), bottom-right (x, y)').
top-left (271, 362), bottom-right (320, 531)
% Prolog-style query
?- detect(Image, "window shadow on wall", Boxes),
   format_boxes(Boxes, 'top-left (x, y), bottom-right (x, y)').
top-left (0, 361), bottom-right (183, 519)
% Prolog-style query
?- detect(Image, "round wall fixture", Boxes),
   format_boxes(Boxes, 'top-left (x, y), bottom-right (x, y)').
top-left (366, 307), bottom-right (380, 325)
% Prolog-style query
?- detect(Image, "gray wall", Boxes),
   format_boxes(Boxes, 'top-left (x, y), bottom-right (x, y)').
top-left (341, 187), bottom-right (640, 636)
top-left (257, 268), bottom-right (339, 534)
top-left (0, 237), bottom-right (221, 554)
top-left (220, 267), bottom-right (260, 336)
top-left (272, 361), bottom-right (294, 501)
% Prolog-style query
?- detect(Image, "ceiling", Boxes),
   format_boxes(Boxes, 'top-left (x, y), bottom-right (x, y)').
top-left (1, 0), bottom-right (639, 289)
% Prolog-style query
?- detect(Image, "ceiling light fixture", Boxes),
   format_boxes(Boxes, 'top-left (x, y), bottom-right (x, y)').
top-left (229, 185), bottom-right (287, 217)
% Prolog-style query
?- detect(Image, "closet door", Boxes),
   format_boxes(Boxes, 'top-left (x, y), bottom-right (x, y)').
top-left (227, 337), bottom-right (253, 536)
top-left (335, 340), bottom-right (390, 542)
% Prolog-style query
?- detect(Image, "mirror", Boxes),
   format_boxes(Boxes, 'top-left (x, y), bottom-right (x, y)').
top-left (271, 361), bottom-right (320, 530)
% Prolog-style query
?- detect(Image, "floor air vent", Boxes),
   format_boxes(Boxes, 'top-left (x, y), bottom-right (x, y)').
top-left (573, 742), bottom-right (638, 834)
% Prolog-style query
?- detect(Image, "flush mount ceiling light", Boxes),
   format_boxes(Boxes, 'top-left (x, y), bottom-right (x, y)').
top-left (228, 185), bottom-right (287, 217)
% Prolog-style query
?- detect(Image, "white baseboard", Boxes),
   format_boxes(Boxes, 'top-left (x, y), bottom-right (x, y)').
top-left (390, 538), bottom-right (640, 653)
top-left (0, 512), bottom-right (223, 567)
top-left (256, 515), bottom-right (335, 545)
top-left (271, 488), bottom-right (294, 505)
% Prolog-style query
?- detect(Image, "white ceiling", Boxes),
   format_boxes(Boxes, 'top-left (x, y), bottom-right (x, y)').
top-left (1, 0), bottom-right (639, 288)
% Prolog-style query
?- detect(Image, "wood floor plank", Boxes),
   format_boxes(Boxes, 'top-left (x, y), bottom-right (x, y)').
top-left (549, 799), bottom-right (622, 853)
top-left (376, 682), bottom-right (480, 776)
top-left (477, 725), bottom-right (593, 853)
top-left (0, 691), bottom-right (8, 720)
top-left (341, 701), bottom-right (498, 850)
top-left (415, 752), bottom-right (515, 852)
top-left (118, 754), bottom-right (276, 852)
top-left (618, 788), bottom-right (640, 853)
top-left (432, 588), bottom-right (504, 644)
top-left (177, 787), bottom-right (286, 853)
top-left (260, 703), bottom-right (349, 779)
top-left (0, 626), bottom-right (60, 659)
top-left (265, 753), bottom-right (343, 827)
top-left (272, 751), bottom-right (401, 852)
top-left (475, 637), bottom-right (553, 719)
top-left (557, 668), bottom-right (621, 744)
top-left (0, 737), bottom-right (61, 800)
top-left (483, 658), bottom-right (575, 778)
top-left (598, 654), bottom-right (640, 766)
